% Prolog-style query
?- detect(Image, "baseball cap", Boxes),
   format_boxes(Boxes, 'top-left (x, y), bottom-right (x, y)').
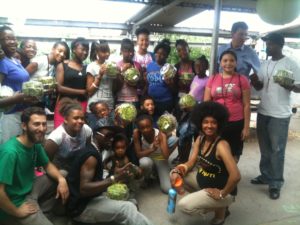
top-left (261, 33), bottom-right (285, 46)
top-left (93, 125), bottom-right (125, 135)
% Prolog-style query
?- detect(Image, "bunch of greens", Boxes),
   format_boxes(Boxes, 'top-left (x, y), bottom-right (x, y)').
top-left (37, 76), bottom-right (56, 92)
top-left (22, 81), bottom-right (44, 100)
top-left (273, 70), bottom-right (294, 87)
top-left (179, 94), bottom-right (196, 109)
top-left (124, 68), bottom-right (140, 86)
top-left (107, 183), bottom-right (129, 200)
top-left (106, 62), bottom-right (118, 78)
top-left (0, 85), bottom-right (15, 112)
top-left (179, 73), bottom-right (194, 85)
top-left (160, 63), bottom-right (176, 80)
top-left (157, 113), bottom-right (177, 133)
top-left (116, 103), bottom-right (137, 122)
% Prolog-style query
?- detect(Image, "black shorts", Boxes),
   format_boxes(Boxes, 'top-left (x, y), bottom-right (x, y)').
top-left (221, 119), bottom-right (244, 157)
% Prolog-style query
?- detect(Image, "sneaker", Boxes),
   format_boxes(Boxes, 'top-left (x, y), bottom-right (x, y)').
top-left (250, 176), bottom-right (269, 185)
top-left (269, 188), bottom-right (280, 200)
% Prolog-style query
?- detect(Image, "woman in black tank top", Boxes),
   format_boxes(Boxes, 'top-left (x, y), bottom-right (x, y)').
top-left (54, 38), bottom-right (89, 128)
top-left (170, 102), bottom-right (241, 225)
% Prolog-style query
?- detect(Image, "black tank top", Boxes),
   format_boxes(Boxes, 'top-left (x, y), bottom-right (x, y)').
top-left (66, 144), bottom-right (103, 217)
top-left (196, 136), bottom-right (237, 196)
top-left (60, 62), bottom-right (87, 101)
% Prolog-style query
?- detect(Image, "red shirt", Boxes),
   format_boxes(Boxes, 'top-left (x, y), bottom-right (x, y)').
top-left (206, 73), bottom-right (250, 121)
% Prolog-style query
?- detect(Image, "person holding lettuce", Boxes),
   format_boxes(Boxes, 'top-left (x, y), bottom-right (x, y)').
top-left (66, 125), bottom-right (153, 225)
top-left (133, 114), bottom-right (177, 193)
top-left (145, 39), bottom-right (176, 117)
top-left (0, 26), bottom-right (38, 144)
top-left (85, 40), bottom-right (116, 127)
top-left (250, 33), bottom-right (300, 200)
top-left (114, 38), bottom-right (142, 109)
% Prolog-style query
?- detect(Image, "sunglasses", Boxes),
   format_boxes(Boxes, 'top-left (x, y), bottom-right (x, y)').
top-left (96, 131), bottom-right (113, 141)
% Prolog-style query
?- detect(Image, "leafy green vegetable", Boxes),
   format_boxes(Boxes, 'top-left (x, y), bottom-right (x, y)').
top-left (157, 113), bottom-right (177, 133)
top-left (106, 62), bottom-right (118, 78)
top-left (22, 81), bottom-right (44, 100)
top-left (179, 73), bottom-right (194, 85)
top-left (160, 63), bottom-right (176, 80)
top-left (0, 85), bottom-right (15, 112)
top-left (273, 70), bottom-right (294, 87)
top-left (179, 94), bottom-right (196, 109)
top-left (107, 183), bottom-right (129, 200)
top-left (124, 68), bottom-right (140, 86)
top-left (116, 103), bottom-right (137, 122)
top-left (37, 76), bottom-right (56, 92)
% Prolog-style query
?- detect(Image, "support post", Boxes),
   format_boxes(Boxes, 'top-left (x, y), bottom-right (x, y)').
top-left (209, 0), bottom-right (222, 76)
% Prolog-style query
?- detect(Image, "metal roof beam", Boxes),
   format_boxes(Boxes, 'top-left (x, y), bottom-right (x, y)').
top-left (25, 19), bottom-right (129, 30)
top-left (146, 26), bottom-right (259, 38)
top-left (133, 0), bottom-right (183, 28)
top-left (126, 5), bottom-right (161, 25)
top-left (177, 2), bottom-right (256, 13)
top-left (107, 0), bottom-right (173, 5)
top-left (147, 26), bottom-right (231, 37)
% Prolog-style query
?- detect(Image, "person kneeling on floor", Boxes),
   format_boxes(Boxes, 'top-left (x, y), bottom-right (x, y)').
top-left (66, 125), bottom-right (153, 225)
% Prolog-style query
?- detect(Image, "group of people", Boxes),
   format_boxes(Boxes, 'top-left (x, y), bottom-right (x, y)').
top-left (0, 20), bottom-right (300, 225)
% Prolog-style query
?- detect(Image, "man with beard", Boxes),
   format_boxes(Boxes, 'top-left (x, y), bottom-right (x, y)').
top-left (66, 125), bottom-right (153, 225)
top-left (0, 107), bottom-right (69, 225)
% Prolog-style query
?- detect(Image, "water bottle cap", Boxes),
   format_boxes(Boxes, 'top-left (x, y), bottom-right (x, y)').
top-left (169, 188), bottom-right (177, 195)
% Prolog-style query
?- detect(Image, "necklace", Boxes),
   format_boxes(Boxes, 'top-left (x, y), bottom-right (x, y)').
top-left (200, 136), bottom-right (215, 156)
top-left (221, 74), bottom-right (234, 106)
top-left (266, 60), bottom-right (279, 91)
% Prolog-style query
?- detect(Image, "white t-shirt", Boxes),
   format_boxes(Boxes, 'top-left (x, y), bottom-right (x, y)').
top-left (30, 55), bottom-right (55, 80)
top-left (140, 129), bottom-right (178, 161)
top-left (86, 61), bottom-right (114, 112)
top-left (257, 56), bottom-right (300, 118)
top-left (141, 128), bottom-right (161, 160)
top-left (47, 124), bottom-right (92, 170)
top-left (133, 52), bottom-right (153, 69)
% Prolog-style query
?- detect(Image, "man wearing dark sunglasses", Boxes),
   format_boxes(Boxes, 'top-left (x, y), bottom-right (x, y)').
top-left (66, 125), bottom-right (153, 225)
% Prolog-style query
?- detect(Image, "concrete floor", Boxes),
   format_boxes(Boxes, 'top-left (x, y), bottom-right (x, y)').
top-left (51, 111), bottom-right (300, 225)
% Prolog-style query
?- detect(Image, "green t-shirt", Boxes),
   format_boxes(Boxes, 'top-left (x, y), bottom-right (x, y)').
top-left (0, 137), bottom-right (49, 220)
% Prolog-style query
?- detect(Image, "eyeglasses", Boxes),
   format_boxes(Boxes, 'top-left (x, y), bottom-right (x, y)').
top-left (96, 131), bottom-right (113, 141)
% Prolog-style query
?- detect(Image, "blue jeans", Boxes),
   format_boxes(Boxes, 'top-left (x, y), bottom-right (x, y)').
top-left (256, 113), bottom-right (290, 190)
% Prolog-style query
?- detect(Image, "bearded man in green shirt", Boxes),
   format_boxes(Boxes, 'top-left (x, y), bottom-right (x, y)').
top-left (0, 107), bottom-right (69, 225)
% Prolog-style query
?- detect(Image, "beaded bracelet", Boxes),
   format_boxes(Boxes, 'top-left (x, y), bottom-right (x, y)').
top-left (170, 168), bottom-right (183, 177)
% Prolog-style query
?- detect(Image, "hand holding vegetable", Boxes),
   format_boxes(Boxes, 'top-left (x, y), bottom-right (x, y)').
top-left (273, 70), bottom-right (294, 90)
top-left (115, 162), bottom-right (134, 182)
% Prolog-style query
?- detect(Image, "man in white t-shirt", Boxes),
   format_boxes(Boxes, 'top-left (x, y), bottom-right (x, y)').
top-left (250, 33), bottom-right (300, 200)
